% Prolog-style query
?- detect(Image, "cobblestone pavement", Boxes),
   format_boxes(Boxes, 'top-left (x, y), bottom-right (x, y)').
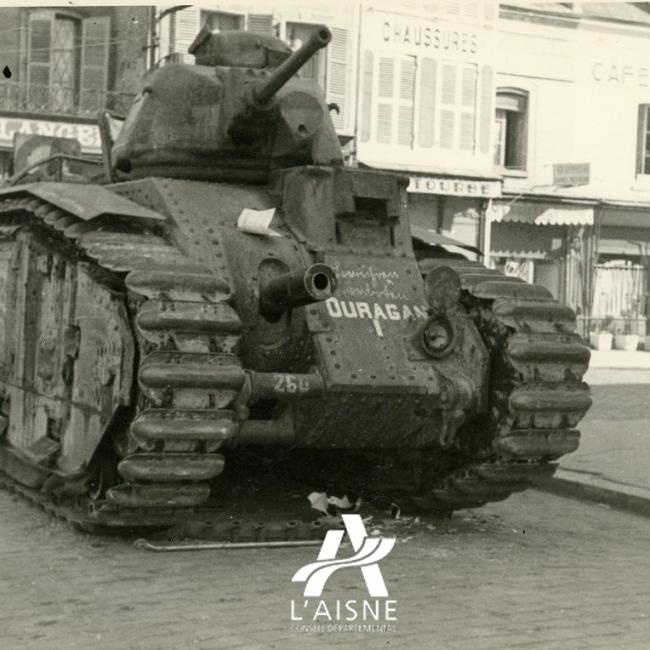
top-left (2, 483), bottom-right (650, 650)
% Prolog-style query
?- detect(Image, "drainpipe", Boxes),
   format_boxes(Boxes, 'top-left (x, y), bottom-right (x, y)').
top-left (479, 198), bottom-right (492, 267)
top-left (149, 6), bottom-right (157, 69)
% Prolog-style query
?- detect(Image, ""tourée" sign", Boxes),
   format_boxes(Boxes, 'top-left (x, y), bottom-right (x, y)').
top-left (408, 176), bottom-right (502, 198)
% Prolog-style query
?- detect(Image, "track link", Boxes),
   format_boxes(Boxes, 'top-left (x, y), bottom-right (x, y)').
top-left (0, 193), bottom-right (245, 527)
top-left (412, 259), bottom-right (591, 512)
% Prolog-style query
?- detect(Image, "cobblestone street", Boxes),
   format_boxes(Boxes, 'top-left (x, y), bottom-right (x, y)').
top-left (2, 472), bottom-right (649, 649)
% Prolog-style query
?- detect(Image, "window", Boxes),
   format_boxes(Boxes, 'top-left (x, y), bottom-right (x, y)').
top-left (285, 22), bottom-right (327, 89)
top-left (362, 51), bottom-right (492, 153)
top-left (26, 11), bottom-right (109, 115)
top-left (28, 12), bottom-right (79, 112)
top-left (494, 89), bottom-right (528, 170)
top-left (636, 104), bottom-right (650, 175)
top-left (374, 55), bottom-right (417, 148)
top-left (439, 63), bottom-right (477, 151)
top-left (200, 11), bottom-right (243, 32)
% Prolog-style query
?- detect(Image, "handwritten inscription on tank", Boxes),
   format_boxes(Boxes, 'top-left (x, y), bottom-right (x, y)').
top-left (330, 263), bottom-right (409, 301)
top-left (324, 261), bottom-right (428, 332)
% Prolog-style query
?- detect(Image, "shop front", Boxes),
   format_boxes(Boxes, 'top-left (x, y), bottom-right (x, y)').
top-left (589, 204), bottom-right (650, 339)
top-left (0, 114), bottom-right (102, 181)
top-left (490, 197), bottom-right (595, 309)
top-left (407, 173), bottom-right (502, 260)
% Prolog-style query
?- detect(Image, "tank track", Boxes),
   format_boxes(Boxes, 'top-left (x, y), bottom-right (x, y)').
top-left (0, 194), bottom-right (246, 529)
top-left (407, 258), bottom-right (592, 513)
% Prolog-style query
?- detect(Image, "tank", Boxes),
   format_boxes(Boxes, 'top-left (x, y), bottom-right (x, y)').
top-left (0, 27), bottom-right (591, 530)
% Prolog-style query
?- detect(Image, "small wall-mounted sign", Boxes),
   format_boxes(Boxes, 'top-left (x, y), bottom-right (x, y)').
top-left (553, 163), bottom-right (590, 187)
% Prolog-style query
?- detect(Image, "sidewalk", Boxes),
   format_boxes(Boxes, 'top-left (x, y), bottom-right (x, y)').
top-left (538, 376), bottom-right (650, 516)
top-left (584, 348), bottom-right (650, 384)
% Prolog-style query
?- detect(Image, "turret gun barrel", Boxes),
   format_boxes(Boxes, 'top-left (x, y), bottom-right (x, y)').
top-left (253, 26), bottom-right (332, 105)
top-left (259, 263), bottom-right (337, 319)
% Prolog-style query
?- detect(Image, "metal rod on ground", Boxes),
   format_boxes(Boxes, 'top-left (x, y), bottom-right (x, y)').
top-left (134, 538), bottom-right (327, 552)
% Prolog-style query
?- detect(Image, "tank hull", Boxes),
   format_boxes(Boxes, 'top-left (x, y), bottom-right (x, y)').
top-left (0, 168), bottom-right (591, 528)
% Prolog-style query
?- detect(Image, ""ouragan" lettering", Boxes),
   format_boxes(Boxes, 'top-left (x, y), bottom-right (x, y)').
top-left (325, 297), bottom-right (428, 321)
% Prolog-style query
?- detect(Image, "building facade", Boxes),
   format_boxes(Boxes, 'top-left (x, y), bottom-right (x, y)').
top-left (4, 2), bottom-right (648, 338)
top-left (154, 3), bottom-right (358, 142)
top-left (0, 5), bottom-right (151, 179)
top-left (493, 2), bottom-right (650, 336)
top-left (157, 2), bottom-right (501, 257)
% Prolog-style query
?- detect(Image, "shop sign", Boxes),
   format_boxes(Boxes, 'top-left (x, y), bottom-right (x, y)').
top-left (363, 9), bottom-right (487, 59)
top-left (553, 163), bottom-right (590, 187)
top-left (591, 62), bottom-right (650, 88)
top-left (408, 176), bottom-right (501, 198)
top-left (0, 116), bottom-right (101, 154)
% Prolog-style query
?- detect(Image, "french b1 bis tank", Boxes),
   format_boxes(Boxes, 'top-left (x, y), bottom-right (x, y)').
top-left (0, 26), bottom-right (591, 529)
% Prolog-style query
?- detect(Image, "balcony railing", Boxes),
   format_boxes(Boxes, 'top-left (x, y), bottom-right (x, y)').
top-left (0, 80), bottom-right (134, 119)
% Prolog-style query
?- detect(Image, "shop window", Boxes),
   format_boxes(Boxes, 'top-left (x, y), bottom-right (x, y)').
top-left (285, 22), bottom-right (327, 89)
top-left (200, 11), bottom-right (243, 32)
top-left (494, 89), bottom-right (528, 171)
top-left (636, 104), bottom-right (650, 175)
top-left (0, 151), bottom-right (11, 180)
top-left (26, 11), bottom-right (110, 115)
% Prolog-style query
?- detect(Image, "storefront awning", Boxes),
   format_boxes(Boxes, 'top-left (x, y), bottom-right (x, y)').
top-left (598, 207), bottom-right (650, 228)
top-left (490, 221), bottom-right (565, 260)
top-left (411, 226), bottom-right (483, 255)
top-left (491, 200), bottom-right (594, 226)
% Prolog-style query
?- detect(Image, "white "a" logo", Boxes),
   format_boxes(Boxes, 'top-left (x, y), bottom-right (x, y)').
top-left (292, 514), bottom-right (396, 598)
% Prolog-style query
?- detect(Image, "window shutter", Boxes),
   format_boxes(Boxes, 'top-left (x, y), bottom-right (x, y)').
top-left (636, 104), bottom-right (647, 174)
top-left (173, 7), bottom-right (200, 54)
top-left (28, 14), bottom-right (52, 87)
top-left (377, 105), bottom-right (393, 144)
top-left (398, 56), bottom-right (416, 147)
top-left (79, 16), bottom-right (110, 114)
top-left (379, 57), bottom-right (394, 97)
top-left (418, 58), bottom-right (436, 148)
top-left (460, 67), bottom-right (477, 151)
top-left (440, 110), bottom-right (455, 149)
top-left (360, 50), bottom-right (374, 143)
top-left (461, 67), bottom-right (476, 107)
top-left (247, 14), bottom-right (273, 34)
top-left (326, 27), bottom-right (349, 132)
top-left (439, 64), bottom-right (456, 149)
top-left (478, 65), bottom-right (493, 154)
top-left (377, 57), bottom-right (394, 144)
top-left (441, 64), bottom-right (456, 104)
top-left (459, 113), bottom-right (475, 150)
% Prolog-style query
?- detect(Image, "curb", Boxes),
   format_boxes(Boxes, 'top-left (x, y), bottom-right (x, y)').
top-left (536, 469), bottom-right (650, 518)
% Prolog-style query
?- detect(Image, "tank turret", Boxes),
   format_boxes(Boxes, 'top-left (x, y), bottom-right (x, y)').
top-left (112, 27), bottom-right (342, 182)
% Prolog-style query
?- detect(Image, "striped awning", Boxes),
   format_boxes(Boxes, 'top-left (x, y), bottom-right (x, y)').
top-left (491, 201), bottom-right (594, 226)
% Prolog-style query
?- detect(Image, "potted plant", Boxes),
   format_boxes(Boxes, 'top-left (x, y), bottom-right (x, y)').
top-left (614, 312), bottom-right (640, 351)
top-left (589, 316), bottom-right (614, 350)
